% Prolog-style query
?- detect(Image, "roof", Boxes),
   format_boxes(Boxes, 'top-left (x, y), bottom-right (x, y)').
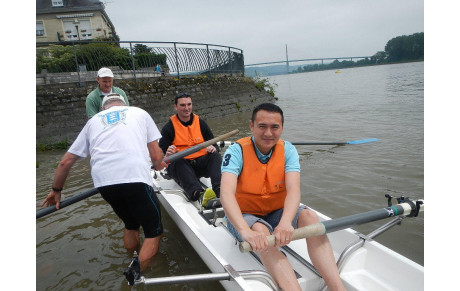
top-left (36, 0), bottom-right (105, 14)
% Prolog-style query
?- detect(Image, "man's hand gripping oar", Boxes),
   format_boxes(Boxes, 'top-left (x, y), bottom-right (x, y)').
top-left (162, 129), bottom-right (239, 164)
top-left (37, 129), bottom-right (239, 220)
top-left (239, 196), bottom-right (424, 253)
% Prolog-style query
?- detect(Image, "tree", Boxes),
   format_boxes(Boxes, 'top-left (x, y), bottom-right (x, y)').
top-left (385, 32), bottom-right (424, 62)
top-left (371, 51), bottom-right (387, 64)
top-left (132, 44), bottom-right (153, 55)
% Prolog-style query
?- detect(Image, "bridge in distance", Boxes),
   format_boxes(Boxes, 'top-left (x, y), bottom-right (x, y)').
top-left (244, 56), bottom-right (372, 67)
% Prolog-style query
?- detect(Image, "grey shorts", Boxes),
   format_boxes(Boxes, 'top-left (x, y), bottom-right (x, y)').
top-left (225, 204), bottom-right (308, 242)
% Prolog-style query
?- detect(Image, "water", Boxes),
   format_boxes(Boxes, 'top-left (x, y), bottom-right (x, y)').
top-left (36, 62), bottom-right (423, 290)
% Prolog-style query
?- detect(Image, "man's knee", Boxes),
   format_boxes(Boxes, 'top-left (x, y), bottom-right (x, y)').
top-left (298, 208), bottom-right (320, 227)
top-left (251, 222), bottom-right (271, 235)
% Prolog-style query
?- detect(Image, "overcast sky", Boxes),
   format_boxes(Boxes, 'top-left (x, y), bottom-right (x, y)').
top-left (105, 0), bottom-right (424, 65)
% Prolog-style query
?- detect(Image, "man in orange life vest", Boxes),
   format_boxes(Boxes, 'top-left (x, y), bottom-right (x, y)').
top-left (159, 92), bottom-right (221, 207)
top-left (220, 103), bottom-right (345, 291)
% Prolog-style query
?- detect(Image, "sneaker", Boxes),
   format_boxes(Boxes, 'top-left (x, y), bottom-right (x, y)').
top-left (124, 251), bottom-right (141, 286)
top-left (199, 188), bottom-right (217, 207)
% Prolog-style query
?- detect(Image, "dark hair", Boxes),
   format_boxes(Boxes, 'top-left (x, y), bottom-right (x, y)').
top-left (251, 103), bottom-right (284, 125)
top-left (174, 92), bottom-right (191, 104)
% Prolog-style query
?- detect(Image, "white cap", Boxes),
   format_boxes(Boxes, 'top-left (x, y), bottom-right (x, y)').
top-left (97, 67), bottom-right (114, 78)
top-left (102, 93), bottom-right (125, 108)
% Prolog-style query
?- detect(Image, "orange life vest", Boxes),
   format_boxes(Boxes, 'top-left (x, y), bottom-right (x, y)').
top-left (235, 137), bottom-right (287, 216)
top-left (170, 114), bottom-right (207, 160)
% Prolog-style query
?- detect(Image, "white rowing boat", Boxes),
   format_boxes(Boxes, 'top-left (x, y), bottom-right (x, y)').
top-left (136, 168), bottom-right (424, 290)
top-left (34, 130), bottom-right (423, 290)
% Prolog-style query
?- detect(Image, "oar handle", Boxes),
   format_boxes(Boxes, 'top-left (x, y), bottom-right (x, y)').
top-left (239, 199), bottom-right (424, 252)
top-left (239, 223), bottom-right (325, 252)
top-left (163, 129), bottom-right (239, 164)
top-left (36, 188), bottom-right (100, 219)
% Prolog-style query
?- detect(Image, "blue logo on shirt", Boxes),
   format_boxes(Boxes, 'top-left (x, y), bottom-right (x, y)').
top-left (106, 111), bottom-right (121, 124)
top-left (98, 109), bottom-right (128, 127)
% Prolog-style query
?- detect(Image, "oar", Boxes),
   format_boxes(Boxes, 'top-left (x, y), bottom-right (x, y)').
top-left (218, 138), bottom-right (379, 148)
top-left (36, 188), bottom-right (100, 219)
top-left (37, 129), bottom-right (239, 220)
top-left (293, 138), bottom-right (380, 145)
top-left (239, 198), bottom-right (424, 252)
top-left (163, 129), bottom-right (239, 164)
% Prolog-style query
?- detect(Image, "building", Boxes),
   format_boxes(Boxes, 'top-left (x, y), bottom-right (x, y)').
top-left (36, 0), bottom-right (119, 44)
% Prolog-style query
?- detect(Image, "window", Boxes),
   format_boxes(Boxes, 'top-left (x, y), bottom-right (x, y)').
top-left (52, 1), bottom-right (64, 7)
top-left (36, 22), bottom-right (45, 36)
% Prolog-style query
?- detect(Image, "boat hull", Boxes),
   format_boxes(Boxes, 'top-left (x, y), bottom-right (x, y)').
top-left (151, 170), bottom-right (423, 290)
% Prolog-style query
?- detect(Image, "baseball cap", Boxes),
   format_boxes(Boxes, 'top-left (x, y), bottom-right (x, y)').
top-left (97, 67), bottom-right (114, 78)
top-left (102, 93), bottom-right (125, 107)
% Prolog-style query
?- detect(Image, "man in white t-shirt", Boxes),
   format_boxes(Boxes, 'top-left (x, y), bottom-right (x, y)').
top-left (41, 93), bottom-right (166, 285)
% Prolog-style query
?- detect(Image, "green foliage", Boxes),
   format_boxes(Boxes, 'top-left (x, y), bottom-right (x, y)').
top-left (385, 32), bottom-right (424, 62)
top-left (133, 44), bottom-right (153, 55)
top-left (134, 53), bottom-right (167, 69)
top-left (371, 51), bottom-right (387, 64)
top-left (36, 43), bottom-right (170, 73)
top-left (36, 45), bottom-right (76, 73)
top-left (77, 43), bottom-right (132, 71)
top-left (132, 44), bottom-right (168, 69)
top-left (253, 76), bottom-right (277, 97)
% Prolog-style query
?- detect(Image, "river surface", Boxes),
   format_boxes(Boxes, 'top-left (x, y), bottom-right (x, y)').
top-left (36, 62), bottom-right (424, 290)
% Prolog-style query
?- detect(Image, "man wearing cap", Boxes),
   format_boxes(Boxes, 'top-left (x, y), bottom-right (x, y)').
top-left (159, 92), bottom-right (221, 208)
top-left (85, 67), bottom-right (129, 118)
top-left (41, 93), bottom-right (166, 282)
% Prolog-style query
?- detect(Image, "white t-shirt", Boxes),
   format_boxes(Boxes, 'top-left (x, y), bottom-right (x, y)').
top-left (68, 106), bottom-right (161, 188)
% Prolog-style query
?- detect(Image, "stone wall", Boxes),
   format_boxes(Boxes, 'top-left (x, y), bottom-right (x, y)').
top-left (36, 75), bottom-right (275, 144)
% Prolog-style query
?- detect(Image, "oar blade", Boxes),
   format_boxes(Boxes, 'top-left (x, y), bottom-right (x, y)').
top-left (347, 138), bottom-right (380, 145)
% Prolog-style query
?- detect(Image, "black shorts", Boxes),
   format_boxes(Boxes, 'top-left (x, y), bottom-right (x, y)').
top-left (99, 182), bottom-right (163, 238)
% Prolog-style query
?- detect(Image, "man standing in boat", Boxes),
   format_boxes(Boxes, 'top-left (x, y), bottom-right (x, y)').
top-left (85, 67), bottom-right (129, 118)
top-left (41, 93), bottom-right (166, 281)
top-left (220, 103), bottom-right (346, 291)
top-left (159, 92), bottom-right (221, 207)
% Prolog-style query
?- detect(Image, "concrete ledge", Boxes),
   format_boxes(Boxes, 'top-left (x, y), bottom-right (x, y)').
top-left (36, 75), bottom-right (274, 144)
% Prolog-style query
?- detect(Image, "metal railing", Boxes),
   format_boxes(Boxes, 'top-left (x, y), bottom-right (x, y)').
top-left (36, 41), bottom-right (244, 84)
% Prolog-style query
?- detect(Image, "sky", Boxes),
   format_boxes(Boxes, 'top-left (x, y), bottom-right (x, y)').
top-left (104, 0), bottom-right (424, 65)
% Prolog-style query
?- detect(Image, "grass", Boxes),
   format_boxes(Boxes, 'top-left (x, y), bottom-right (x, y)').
top-left (37, 139), bottom-right (70, 151)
